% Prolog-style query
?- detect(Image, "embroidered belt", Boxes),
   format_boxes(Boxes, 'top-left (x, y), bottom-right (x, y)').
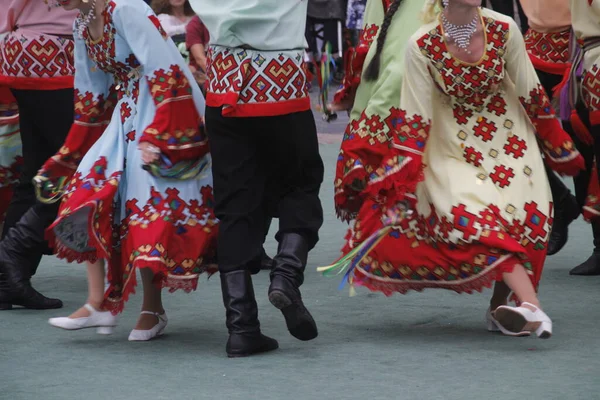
top-left (568, 37), bottom-right (600, 109)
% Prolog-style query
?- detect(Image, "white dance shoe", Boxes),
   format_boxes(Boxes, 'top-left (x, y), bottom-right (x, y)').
top-left (48, 304), bottom-right (117, 334)
top-left (486, 307), bottom-right (530, 337)
top-left (493, 302), bottom-right (552, 339)
top-left (128, 311), bottom-right (168, 341)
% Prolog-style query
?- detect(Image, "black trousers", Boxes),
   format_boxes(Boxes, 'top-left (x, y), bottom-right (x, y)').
top-left (305, 17), bottom-right (342, 56)
top-left (2, 89), bottom-right (73, 269)
top-left (205, 107), bottom-right (324, 273)
top-left (489, 0), bottom-right (528, 32)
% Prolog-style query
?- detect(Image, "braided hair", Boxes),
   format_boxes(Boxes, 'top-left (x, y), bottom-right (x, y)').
top-left (364, 0), bottom-right (404, 81)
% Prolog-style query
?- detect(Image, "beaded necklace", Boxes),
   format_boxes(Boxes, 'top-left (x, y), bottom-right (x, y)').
top-left (441, 10), bottom-right (479, 54)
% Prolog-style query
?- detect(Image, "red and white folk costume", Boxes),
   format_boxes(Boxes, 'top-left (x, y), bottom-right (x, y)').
top-left (36, 0), bottom-right (217, 314)
top-left (568, 0), bottom-right (600, 221)
top-left (324, 9), bottom-right (583, 296)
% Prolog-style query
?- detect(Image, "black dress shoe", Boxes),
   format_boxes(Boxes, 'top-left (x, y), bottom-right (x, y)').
top-left (570, 251), bottom-right (600, 276)
top-left (548, 193), bottom-right (580, 256)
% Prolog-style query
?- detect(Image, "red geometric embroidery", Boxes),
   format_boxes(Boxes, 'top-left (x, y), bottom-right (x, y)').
top-left (504, 135), bottom-right (527, 159)
top-left (1, 34), bottom-right (75, 79)
top-left (508, 218), bottom-right (526, 242)
top-left (206, 47), bottom-right (308, 108)
top-left (582, 64), bottom-right (600, 113)
top-left (393, 109), bottom-right (431, 151)
top-left (478, 208), bottom-right (499, 228)
top-left (524, 201), bottom-right (548, 241)
top-left (453, 105), bottom-right (474, 125)
top-left (524, 29), bottom-right (570, 65)
top-left (149, 65), bottom-right (192, 100)
top-left (464, 146), bottom-right (483, 167)
top-left (366, 115), bottom-right (385, 133)
top-left (490, 165), bottom-right (515, 188)
top-left (263, 55), bottom-right (307, 101)
top-left (148, 15), bottom-right (168, 40)
top-left (82, 3), bottom-right (132, 85)
top-left (126, 130), bottom-right (136, 143)
top-left (451, 204), bottom-right (479, 241)
top-left (518, 84), bottom-right (555, 120)
top-left (417, 17), bottom-right (507, 125)
top-left (486, 93), bottom-right (508, 117)
top-left (473, 117), bottom-right (497, 142)
top-left (438, 216), bottom-right (454, 240)
top-left (360, 24), bottom-right (380, 46)
top-left (120, 102), bottom-right (132, 123)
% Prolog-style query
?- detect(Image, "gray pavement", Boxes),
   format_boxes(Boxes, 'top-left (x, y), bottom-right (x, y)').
top-left (1, 142), bottom-right (600, 400)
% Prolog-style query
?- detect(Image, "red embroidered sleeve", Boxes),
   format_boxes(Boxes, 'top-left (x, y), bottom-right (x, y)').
top-left (115, 3), bottom-right (208, 164)
top-left (141, 65), bottom-right (207, 163)
top-left (364, 41), bottom-right (432, 202)
top-left (36, 88), bottom-right (117, 200)
top-left (505, 20), bottom-right (584, 176)
top-left (519, 84), bottom-right (584, 176)
top-left (333, 24), bottom-right (380, 108)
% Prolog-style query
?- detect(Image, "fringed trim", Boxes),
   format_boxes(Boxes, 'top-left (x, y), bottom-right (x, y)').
top-left (102, 258), bottom-right (218, 315)
top-left (317, 226), bottom-right (393, 292)
top-left (348, 254), bottom-right (528, 297)
top-left (364, 155), bottom-right (424, 200)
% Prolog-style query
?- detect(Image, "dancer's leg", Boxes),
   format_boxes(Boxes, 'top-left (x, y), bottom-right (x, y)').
top-left (134, 268), bottom-right (165, 330)
top-left (69, 260), bottom-right (107, 318)
top-left (502, 264), bottom-right (540, 308)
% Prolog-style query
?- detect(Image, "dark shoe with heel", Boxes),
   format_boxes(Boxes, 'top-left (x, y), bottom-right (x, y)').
top-left (269, 233), bottom-right (318, 341)
top-left (548, 193), bottom-right (580, 256)
top-left (570, 250), bottom-right (600, 275)
top-left (220, 270), bottom-right (278, 358)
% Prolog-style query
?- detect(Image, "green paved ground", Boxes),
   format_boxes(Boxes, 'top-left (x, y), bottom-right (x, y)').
top-left (1, 144), bottom-right (599, 400)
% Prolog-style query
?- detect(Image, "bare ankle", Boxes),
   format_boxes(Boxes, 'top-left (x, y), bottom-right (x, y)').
top-left (521, 300), bottom-right (541, 310)
top-left (87, 299), bottom-right (104, 311)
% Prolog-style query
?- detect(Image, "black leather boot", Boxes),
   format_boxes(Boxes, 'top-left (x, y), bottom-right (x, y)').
top-left (547, 192), bottom-right (580, 256)
top-left (260, 248), bottom-right (274, 270)
top-left (220, 270), bottom-right (278, 357)
top-left (570, 222), bottom-right (600, 275)
top-left (268, 233), bottom-right (318, 341)
top-left (0, 208), bottom-right (62, 310)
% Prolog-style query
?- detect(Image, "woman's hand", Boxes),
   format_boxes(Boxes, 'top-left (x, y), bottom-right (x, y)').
top-left (139, 142), bottom-right (161, 164)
